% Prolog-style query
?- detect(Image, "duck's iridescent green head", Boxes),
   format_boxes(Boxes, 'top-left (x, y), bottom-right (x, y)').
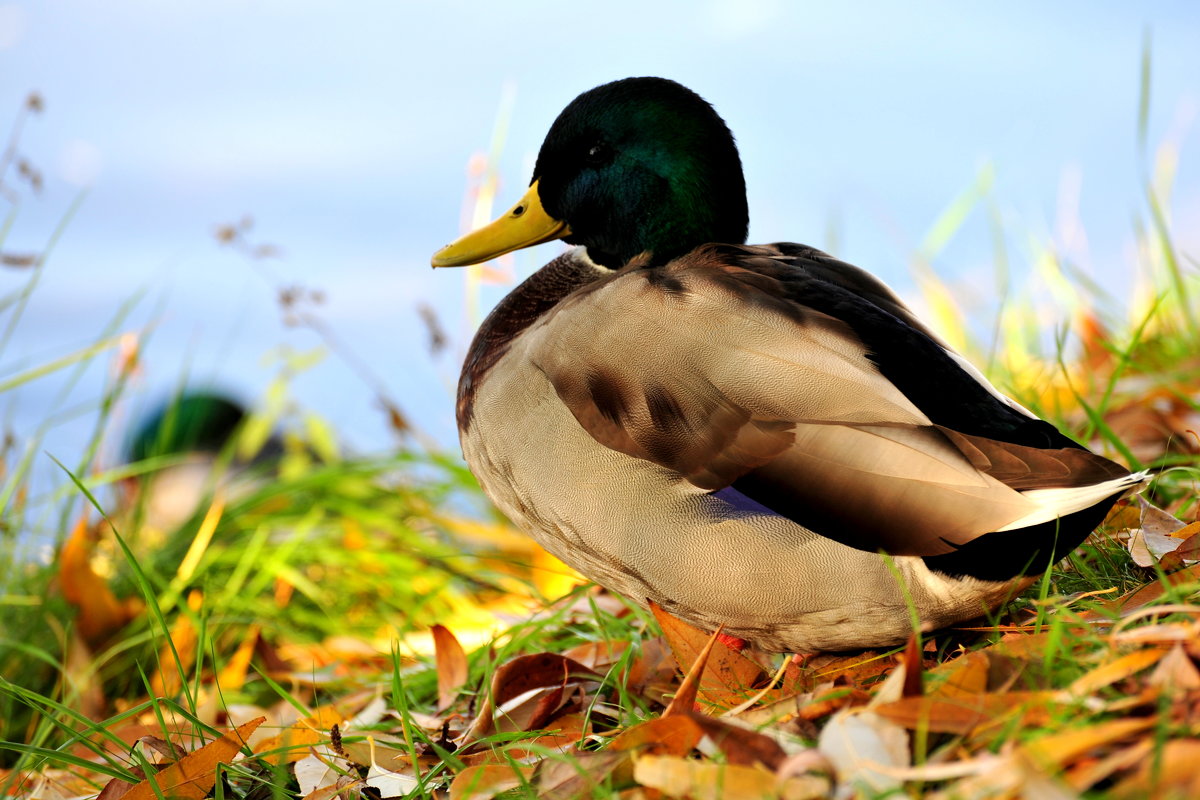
top-left (533, 77), bottom-right (748, 267)
top-left (433, 77), bottom-right (749, 269)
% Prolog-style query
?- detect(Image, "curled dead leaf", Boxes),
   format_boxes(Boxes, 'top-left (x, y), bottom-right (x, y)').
top-left (462, 652), bottom-right (600, 742)
top-left (431, 624), bottom-right (469, 712)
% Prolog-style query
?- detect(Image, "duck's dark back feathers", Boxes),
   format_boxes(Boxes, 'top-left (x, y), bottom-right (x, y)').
top-left (700, 243), bottom-right (1081, 451)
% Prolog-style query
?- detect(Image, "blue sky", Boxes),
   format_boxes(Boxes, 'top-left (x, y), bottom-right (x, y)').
top-left (1, 1), bottom-right (1198, 496)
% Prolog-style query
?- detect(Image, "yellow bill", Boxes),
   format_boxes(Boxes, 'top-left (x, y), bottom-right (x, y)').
top-left (431, 180), bottom-right (571, 268)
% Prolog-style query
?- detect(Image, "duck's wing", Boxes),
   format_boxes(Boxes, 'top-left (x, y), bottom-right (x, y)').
top-left (526, 243), bottom-right (1132, 560)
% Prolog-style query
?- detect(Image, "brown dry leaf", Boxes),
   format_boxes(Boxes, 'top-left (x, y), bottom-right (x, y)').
top-left (1134, 495), bottom-right (1190, 537)
top-left (1087, 563), bottom-right (1200, 620)
top-left (651, 603), bottom-right (767, 708)
top-left (989, 630), bottom-right (1055, 659)
top-left (134, 735), bottom-right (185, 763)
top-left (503, 711), bottom-right (589, 761)
top-left (1109, 739), bottom-right (1200, 799)
top-left (97, 774), bottom-right (138, 800)
top-left (340, 738), bottom-right (434, 772)
top-left (793, 685), bottom-right (872, 722)
top-left (449, 764), bottom-right (533, 800)
top-left (562, 639), bottom-right (630, 671)
top-left (431, 624), bottom-right (469, 712)
top-left (1064, 738), bottom-right (1154, 792)
top-left (1065, 648), bottom-right (1166, 697)
top-left (1168, 520), bottom-right (1200, 541)
top-left (794, 651), bottom-right (893, 697)
top-left (1126, 517), bottom-right (1200, 569)
top-left (463, 653), bottom-right (600, 741)
top-left (1147, 643), bottom-right (1200, 691)
top-left (58, 516), bottom-right (141, 646)
top-left (873, 691), bottom-right (1054, 735)
top-left (536, 751), bottom-right (625, 800)
top-left (686, 713), bottom-right (787, 770)
top-left (633, 755), bottom-right (807, 800)
top-left (664, 625), bottom-right (720, 716)
top-left (928, 650), bottom-right (990, 698)
top-left (1105, 392), bottom-right (1200, 464)
top-left (624, 637), bottom-right (676, 704)
top-left (122, 716), bottom-right (263, 800)
top-left (1127, 528), bottom-right (1187, 567)
top-left (1159, 523), bottom-right (1200, 570)
top-left (1103, 498), bottom-right (1143, 532)
top-left (900, 635), bottom-right (924, 698)
top-left (609, 714), bottom-right (704, 758)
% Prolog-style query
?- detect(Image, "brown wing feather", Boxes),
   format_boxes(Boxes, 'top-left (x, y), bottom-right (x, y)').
top-left (524, 244), bottom-right (1122, 555)
top-left (529, 251), bottom-right (927, 490)
top-left (936, 426), bottom-right (1130, 490)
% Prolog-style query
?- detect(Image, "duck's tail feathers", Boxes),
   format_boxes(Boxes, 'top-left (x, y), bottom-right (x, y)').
top-left (997, 470), bottom-right (1150, 532)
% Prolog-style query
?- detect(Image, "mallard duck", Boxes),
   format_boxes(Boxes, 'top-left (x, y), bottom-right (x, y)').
top-left (432, 77), bottom-right (1143, 652)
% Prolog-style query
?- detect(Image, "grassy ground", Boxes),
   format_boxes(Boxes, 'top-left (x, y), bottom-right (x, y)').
top-left (3, 59), bottom-right (1200, 800)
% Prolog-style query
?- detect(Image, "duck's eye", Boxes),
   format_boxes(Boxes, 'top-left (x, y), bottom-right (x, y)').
top-left (585, 142), bottom-right (611, 166)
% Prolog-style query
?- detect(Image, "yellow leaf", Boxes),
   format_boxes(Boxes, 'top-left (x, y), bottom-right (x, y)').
top-left (216, 624), bottom-right (260, 691)
top-left (633, 755), bottom-right (789, 800)
top-left (1065, 648), bottom-right (1166, 697)
top-left (254, 705), bottom-right (349, 765)
top-left (929, 650), bottom-right (989, 698)
top-left (1022, 717), bottom-right (1155, 771)
top-left (175, 492), bottom-right (224, 585)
